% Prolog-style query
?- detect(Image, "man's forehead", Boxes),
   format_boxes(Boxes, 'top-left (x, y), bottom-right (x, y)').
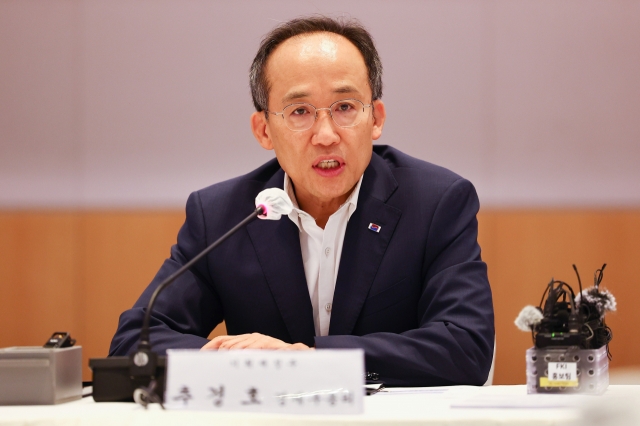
top-left (265, 32), bottom-right (369, 102)
top-left (295, 33), bottom-right (340, 60)
top-left (270, 32), bottom-right (361, 62)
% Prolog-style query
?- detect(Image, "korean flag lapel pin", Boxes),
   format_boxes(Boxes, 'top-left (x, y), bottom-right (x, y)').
top-left (368, 223), bottom-right (381, 233)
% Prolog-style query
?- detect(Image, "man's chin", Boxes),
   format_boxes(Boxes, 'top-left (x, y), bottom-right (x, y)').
top-left (308, 184), bottom-right (357, 206)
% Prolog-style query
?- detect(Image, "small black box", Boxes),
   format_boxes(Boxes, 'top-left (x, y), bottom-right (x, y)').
top-left (89, 356), bottom-right (167, 402)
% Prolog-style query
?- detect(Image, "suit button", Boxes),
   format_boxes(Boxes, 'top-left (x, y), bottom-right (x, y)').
top-left (325, 303), bottom-right (332, 312)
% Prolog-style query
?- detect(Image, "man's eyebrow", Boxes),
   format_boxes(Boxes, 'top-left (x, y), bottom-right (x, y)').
top-left (281, 86), bottom-right (362, 104)
top-left (333, 85), bottom-right (359, 95)
top-left (282, 91), bottom-right (310, 103)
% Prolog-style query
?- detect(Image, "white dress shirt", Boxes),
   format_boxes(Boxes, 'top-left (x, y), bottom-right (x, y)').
top-left (284, 173), bottom-right (363, 337)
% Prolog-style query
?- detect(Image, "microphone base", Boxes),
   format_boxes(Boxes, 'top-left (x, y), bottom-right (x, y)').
top-left (89, 356), bottom-right (166, 402)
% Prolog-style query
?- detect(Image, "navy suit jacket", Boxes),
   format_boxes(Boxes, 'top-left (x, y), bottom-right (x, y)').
top-left (109, 145), bottom-right (494, 387)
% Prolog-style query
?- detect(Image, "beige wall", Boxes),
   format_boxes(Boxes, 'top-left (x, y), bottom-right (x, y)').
top-left (1, 210), bottom-right (638, 383)
top-left (1, 0), bottom-right (640, 208)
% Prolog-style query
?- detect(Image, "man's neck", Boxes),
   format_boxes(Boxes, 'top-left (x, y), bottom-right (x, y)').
top-left (298, 197), bottom-right (347, 229)
top-left (292, 184), bottom-right (354, 230)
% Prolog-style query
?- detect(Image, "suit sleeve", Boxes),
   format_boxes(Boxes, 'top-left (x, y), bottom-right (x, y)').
top-left (314, 178), bottom-right (495, 387)
top-left (108, 191), bottom-right (222, 356)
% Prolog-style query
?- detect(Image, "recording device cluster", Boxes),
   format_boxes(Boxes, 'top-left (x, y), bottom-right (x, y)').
top-left (515, 264), bottom-right (615, 354)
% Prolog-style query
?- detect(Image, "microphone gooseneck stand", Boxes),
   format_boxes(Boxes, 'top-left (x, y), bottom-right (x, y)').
top-left (90, 206), bottom-right (265, 403)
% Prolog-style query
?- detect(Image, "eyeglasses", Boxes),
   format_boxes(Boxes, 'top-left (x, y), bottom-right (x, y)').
top-left (267, 99), bottom-right (373, 131)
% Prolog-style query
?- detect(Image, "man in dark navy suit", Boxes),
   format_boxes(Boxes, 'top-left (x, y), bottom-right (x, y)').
top-left (110, 16), bottom-right (494, 387)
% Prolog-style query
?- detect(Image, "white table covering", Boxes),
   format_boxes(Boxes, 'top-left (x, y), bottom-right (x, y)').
top-left (1, 385), bottom-right (639, 426)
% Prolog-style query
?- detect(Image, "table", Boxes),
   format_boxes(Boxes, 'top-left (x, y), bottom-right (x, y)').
top-left (1, 385), bottom-right (639, 426)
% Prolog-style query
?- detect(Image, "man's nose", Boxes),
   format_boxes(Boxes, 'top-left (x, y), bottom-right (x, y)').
top-left (311, 109), bottom-right (339, 146)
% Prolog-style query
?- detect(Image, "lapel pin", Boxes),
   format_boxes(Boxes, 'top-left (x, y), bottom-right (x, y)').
top-left (368, 223), bottom-right (381, 233)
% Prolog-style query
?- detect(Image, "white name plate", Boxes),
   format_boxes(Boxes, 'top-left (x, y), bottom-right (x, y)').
top-left (165, 349), bottom-right (364, 414)
top-left (544, 362), bottom-right (578, 387)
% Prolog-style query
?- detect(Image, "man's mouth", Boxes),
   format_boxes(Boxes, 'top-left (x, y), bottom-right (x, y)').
top-left (312, 156), bottom-right (345, 178)
top-left (316, 160), bottom-right (341, 169)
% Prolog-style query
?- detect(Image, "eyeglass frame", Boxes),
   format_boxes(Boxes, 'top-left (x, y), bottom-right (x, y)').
top-left (265, 98), bottom-right (374, 132)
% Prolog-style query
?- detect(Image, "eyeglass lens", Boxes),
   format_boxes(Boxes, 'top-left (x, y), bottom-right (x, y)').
top-left (283, 99), bottom-right (366, 131)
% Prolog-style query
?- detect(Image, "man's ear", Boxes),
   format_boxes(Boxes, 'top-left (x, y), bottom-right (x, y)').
top-left (371, 100), bottom-right (386, 141)
top-left (251, 111), bottom-right (273, 150)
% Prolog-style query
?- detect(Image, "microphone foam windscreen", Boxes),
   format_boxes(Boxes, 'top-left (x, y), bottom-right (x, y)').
top-left (255, 188), bottom-right (293, 220)
top-left (515, 305), bottom-right (544, 332)
top-left (575, 287), bottom-right (617, 318)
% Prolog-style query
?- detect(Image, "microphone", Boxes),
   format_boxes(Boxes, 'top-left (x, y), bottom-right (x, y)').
top-left (90, 188), bottom-right (292, 403)
top-left (131, 189), bottom-right (292, 376)
top-left (255, 187), bottom-right (294, 220)
top-left (514, 305), bottom-right (544, 332)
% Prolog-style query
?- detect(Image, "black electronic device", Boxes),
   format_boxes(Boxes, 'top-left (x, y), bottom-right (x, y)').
top-left (534, 331), bottom-right (584, 348)
top-left (533, 278), bottom-right (585, 348)
top-left (43, 332), bottom-right (76, 348)
top-left (90, 356), bottom-right (167, 403)
top-left (515, 264), bottom-right (614, 352)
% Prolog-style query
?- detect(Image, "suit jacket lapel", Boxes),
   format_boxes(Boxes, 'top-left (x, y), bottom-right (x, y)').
top-left (329, 153), bottom-right (402, 335)
top-left (246, 169), bottom-right (316, 347)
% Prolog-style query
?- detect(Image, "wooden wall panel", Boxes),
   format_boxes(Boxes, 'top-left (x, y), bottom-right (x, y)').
top-left (1, 210), bottom-right (638, 383)
top-left (79, 212), bottom-right (185, 378)
top-left (0, 212), bottom-right (81, 347)
top-left (78, 212), bottom-right (229, 378)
